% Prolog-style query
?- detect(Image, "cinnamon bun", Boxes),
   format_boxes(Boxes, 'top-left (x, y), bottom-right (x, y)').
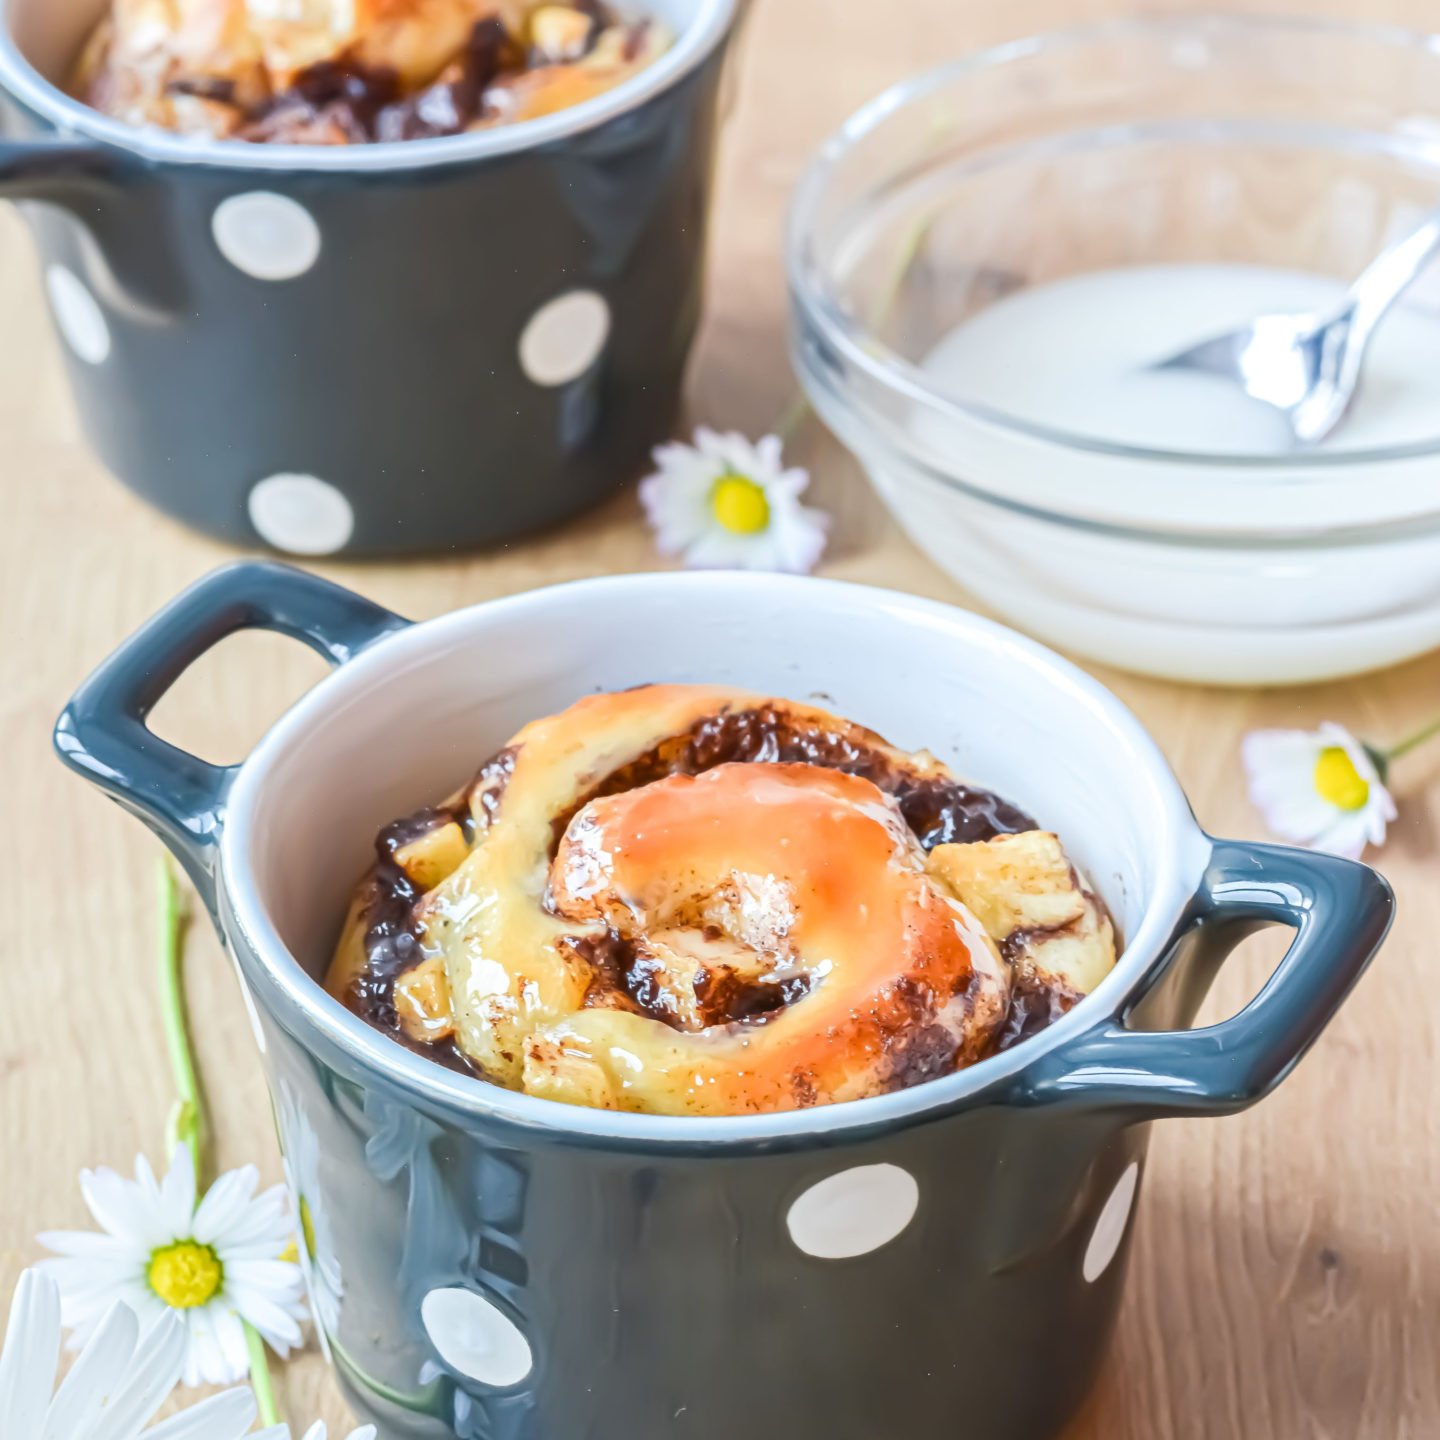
top-left (325, 685), bottom-right (1119, 1115)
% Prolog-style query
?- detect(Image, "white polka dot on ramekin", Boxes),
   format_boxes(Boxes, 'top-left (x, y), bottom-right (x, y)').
top-left (213, 192), bottom-right (322, 281)
top-left (46, 265), bottom-right (110, 364)
top-left (518, 289), bottom-right (611, 386)
top-left (787, 1163), bottom-right (919, 1259)
top-left (421, 1287), bottom-right (533, 1388)
top-left (1083, 1162), bottom-right (1140, 1283)
top-left (248, 473), bottom-right (354, 555)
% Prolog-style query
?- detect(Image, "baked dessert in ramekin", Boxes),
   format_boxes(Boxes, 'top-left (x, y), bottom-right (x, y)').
top-left (326, 684), bottom-right (1118, 1115)
top-left (71, 0), bottom-right (672, 143)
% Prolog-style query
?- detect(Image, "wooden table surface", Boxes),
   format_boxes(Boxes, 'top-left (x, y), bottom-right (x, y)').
top-left (3, 1), bottom-right (1437, 1436)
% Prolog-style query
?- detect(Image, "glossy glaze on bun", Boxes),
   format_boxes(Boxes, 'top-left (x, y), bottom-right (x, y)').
top-left (325, 685), bottom-right (1118, 1116)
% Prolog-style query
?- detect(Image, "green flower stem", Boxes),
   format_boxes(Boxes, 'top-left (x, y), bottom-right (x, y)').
top-left (1381, 711), bottom-right (1440, 764)
top-left (157, 862), bottom-right (204, 1177)
top-left (246, 1321), bottom-right (282, 1427)
top-left (157, 859), bottom-right (286, 1430)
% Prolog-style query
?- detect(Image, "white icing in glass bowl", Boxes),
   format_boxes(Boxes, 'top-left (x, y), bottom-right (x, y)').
top-left (789, 14), bottom-right (1440, 685)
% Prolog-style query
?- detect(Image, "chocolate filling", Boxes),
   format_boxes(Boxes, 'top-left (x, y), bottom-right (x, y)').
top-left (994, 967), bottom-right (1084, 1053)
top-left (558, 931), bottom-right (814, 1030)
top-left (552, 705), bottom-right (1035, 852)
top-left (339, 747), bottom-right (512, 1073)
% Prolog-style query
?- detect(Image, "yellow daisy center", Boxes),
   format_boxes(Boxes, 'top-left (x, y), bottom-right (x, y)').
top-left (1314, 746), bottom-right (1369, 812)
top-left (710, 474), bottom-right (770, 535)
top-left (148, 1240), bottom-right (224, 1310)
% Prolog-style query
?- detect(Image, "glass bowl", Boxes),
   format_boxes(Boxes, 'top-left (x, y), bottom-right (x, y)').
top-left (788, 13), bottom-right (1440, 685)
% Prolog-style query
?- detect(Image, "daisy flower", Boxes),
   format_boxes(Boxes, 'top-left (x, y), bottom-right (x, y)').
top-left (276, 1085), bottom-right (343, 1345)
top-left (0, 1268), bottom-right (258, 1438)
top-left (1242, 721), bottom-right (1397, 859)
top-left (640, 427), bottom-right (829, 574)
top-left (39, 1148), bottom-right (309, 1388)
top-left (257, 1422), bottom-right (377, 1440)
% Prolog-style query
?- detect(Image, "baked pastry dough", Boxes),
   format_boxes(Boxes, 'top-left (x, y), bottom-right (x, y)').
top-left (326, 685), bottom-right (1120, 1115)
top-left (533, 763), bottom-right (1010, 1113)
top-left (928, 831), bottom-right (1117, 1046)
top-left (71, 0), bottom-right (672, 142)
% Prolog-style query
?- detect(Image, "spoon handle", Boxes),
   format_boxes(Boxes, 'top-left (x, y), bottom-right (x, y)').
top-left (1345, 204), bottom-right (1440, 340)
top-left (1292, 204), bottom-right (1440, 442)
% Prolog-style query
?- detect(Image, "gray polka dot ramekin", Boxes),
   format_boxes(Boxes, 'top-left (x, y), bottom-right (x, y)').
top-left (54, 565), bottom-right (1395, 1440)
top-left (0, 0), bottom-right (737, 556)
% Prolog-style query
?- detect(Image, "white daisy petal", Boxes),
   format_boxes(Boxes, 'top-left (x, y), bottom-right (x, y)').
top-left (753, 434), bottom-right (785, 472)
top-left (1253, 785), bottom-right (1336, 844)
top-left (692, 425), bottom-right (727, 459)
top-left (1242, 730), bottom-right (1329, 839)
top-left (216, 1305), bottom-right (256, 1384)
top-left (34, 1255), bottom-right (141, 1309)
top-left (1241, 728), bottom-right (1318, 780)
top-left (256, 1420), bottom-right (377, 1440)
top-left (640, 427), bottom-right (829, 576)
top-left (226, 1285), bottom-right (303, 1352)
top-left (1312, 812), bottom-right (1374, 860)
top-left (40, 1301), bottom-right (140, 1440)
top-left (192, 1167), bottom-right (259, 1245)
top-left (86, 1310), bottom-right (188, 1440)
top-left (130, 1157), bottom-right (173, 1248)
top-left (144, 1388), bottom-right (257, 1440)
top-left (1243, 721), bottom-right (1395, 858)
top-left (708, 429), bottom-right (768, 477)
top-left (639, 458), bottom-right (718, 554)
top-left (43, 1152), bottom-right (313, 1398)
top-left (79, 1167), bottom-right (159, 1250)
top-left (767, 504), bottom-right (830, 574)
top-left (35, 1230), bottom-right (136, 1259)
top-left (157, 1148), bottom-right (198, 1239)
top-left (179, 1306), bottom-right (230, 1389)
top-left (221, 1260), bottom-right (304, 1291)
top-left (214, 1186), bottom-right (291, 1251)
top-left (1, 1270), bottom-right (257, 1440)
top-left (0, 1269), bottom-right (61, 1435)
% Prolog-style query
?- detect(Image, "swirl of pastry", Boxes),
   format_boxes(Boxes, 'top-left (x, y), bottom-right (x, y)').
top-left (325, 684), bottom-right (1105, 1116)
top-left (528, 762), bottom-right (1011, 1115)
top-left (411, 685), bottom-right (783, 1086)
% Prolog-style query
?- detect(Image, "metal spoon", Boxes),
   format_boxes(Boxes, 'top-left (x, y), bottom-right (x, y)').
top-left (1153, 206), bottom-right (1440, 445)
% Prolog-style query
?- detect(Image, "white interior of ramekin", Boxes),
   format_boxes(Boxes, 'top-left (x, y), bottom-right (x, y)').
top-left (222, 572), bottom-right (1210, 1141)
top-left (0, 0), bottom-right (735, 170)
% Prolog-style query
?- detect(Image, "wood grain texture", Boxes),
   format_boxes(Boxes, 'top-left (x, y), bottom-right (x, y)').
top-left (2, 1), bottom-right (1437, 1436)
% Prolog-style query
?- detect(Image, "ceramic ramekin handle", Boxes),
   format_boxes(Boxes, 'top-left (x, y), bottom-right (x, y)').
top-left (1019, 839), bottom-right (1394, 1118)
top-left (54, 562), bottom-right (409, 907)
